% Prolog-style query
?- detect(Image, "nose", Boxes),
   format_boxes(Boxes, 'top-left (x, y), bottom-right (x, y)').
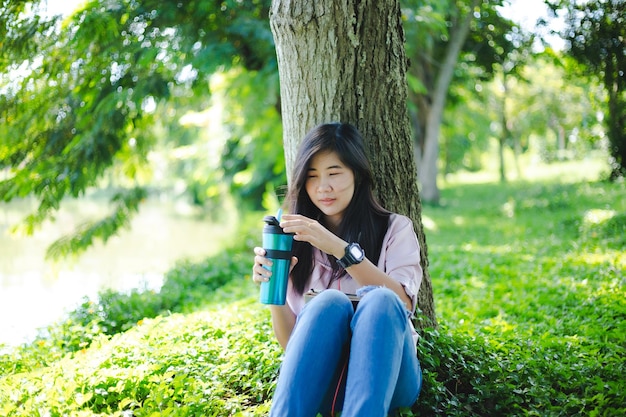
top-left (317, 175), bottom-right (332, 192)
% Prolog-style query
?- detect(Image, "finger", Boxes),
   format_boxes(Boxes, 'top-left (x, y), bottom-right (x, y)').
top-left (279, 215), bottom-right (310, 229)
top-left (252, 272), bottom-right (264, 284)
top-left (281, 219), bottom-right (315, 235)
top-left (252, 268), bottom-right (270, 283)
top-left (254, 256), bottom-right (273, 274)
top-left (254, 255), bottom-right (273, 270)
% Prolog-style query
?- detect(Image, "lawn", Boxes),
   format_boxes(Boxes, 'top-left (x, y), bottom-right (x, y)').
top-left (418, 164), bottom-right (624, 415)
top-left (0, 159), bottom-right (624, 416)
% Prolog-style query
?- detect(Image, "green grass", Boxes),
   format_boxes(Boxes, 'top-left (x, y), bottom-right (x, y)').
top-left (0, 161), bottom-right (624, 416)
top-left (415, 173), bottom-right (625, 415)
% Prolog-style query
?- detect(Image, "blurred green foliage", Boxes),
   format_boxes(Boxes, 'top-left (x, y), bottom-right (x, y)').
top-left (0, 0), bottom-right (284, 258)
top-left (549, 0), bottom-right (626, 179)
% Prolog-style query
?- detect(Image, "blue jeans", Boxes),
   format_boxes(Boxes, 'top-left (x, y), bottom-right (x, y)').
top-left (269, 288), bottom-right (422, 417)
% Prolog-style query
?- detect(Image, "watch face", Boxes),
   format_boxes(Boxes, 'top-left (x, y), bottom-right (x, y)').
top-left (349, 245), bottom-right (363, 258)
top-left (338, 243), bottom-right (364, 268)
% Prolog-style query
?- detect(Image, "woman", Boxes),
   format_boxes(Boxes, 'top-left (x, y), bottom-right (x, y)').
top-left (252, 122), bottom-right (423, 417)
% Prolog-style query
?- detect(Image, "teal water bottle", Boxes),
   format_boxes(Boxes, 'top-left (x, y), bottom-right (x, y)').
top-left (260, 215), bottom-right (294, 305)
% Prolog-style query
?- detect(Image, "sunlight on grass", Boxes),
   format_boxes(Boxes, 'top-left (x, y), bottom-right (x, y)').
top-left (501, 198), bottom-right (516, 218)
top-left (467, 275), bottom-right (488, 289)
top-left (482, 313), bottom-right (518, 335)
top-left (421, 214), bottom-right (438, 231)
top-left (443, 152), bottom-right (609, 186)
top-left (452, 216), bottom-right (466, 226)
top-left (584, 208), bottom-right (617, 223)
top-left (583, 208), bottom-right (617, 226)
top-left (567, 250), bottom-right (625, 267)
top-left (460, 242), bottom-right (517, 255)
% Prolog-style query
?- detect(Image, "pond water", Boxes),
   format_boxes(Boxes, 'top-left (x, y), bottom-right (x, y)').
top-left (0, 196), bottom-right (235, 347)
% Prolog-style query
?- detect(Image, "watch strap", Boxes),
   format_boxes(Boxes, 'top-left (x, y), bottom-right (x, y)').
top-left (337, 242), bottom-right (364, 269)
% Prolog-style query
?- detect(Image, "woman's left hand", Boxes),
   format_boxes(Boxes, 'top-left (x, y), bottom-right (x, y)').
top-left (279, 214), bottom-right (346, 259)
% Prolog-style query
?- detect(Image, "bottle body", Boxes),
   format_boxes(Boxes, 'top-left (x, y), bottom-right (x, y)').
top-left (260, 217), bottom-right (293, 305)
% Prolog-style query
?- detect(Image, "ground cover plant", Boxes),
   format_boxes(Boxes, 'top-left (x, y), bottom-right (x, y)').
top-left (0, 160), bottom-right (623, 416)
top-left (413, 168), bottom-right (625, 416)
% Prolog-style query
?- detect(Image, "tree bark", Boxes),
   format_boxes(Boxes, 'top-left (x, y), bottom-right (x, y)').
top-left (270, 0), bottom-right (437, 328)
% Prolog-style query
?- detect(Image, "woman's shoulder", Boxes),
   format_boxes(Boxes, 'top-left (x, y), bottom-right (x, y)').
top-left (385, 213), bottom-right (418, 243)
top-left (378, 212), bottom-right (421, 270)
top-left (388, 212), bottom-right (413, 228)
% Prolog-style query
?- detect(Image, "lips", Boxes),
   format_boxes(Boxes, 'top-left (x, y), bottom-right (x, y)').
top-left (319, 198), bottom-right (335, 205)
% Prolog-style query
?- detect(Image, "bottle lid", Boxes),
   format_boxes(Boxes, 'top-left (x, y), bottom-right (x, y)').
top-left (263, 215), bottom-right (293, 236)
top-left (263, 215), bottom-right (280, 226)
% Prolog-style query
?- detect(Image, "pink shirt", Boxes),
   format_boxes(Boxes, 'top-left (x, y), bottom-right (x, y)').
top-left (285, 213), bottom-right (423, 344)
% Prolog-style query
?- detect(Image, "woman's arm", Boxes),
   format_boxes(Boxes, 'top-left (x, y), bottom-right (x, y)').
top-left (280, 214), bottom-right (414, 310)
top-left (269, 304), bottom-right (297, 349)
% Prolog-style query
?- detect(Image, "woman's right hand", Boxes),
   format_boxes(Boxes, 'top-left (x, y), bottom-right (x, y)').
top-left (252, 246), bottom-right (298, 284)
top-left (252, 247), bottom-right (272, 283)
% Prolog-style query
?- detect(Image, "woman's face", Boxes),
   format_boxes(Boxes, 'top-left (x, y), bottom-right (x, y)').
top-left (305, 150), bottom-right (355, 229)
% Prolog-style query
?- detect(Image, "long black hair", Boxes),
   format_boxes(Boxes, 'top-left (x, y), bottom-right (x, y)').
top-left (286, 122), bottom-right (390, 295)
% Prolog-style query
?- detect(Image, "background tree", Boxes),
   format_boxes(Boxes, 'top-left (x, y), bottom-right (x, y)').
top-left (0, 0), bottom-right (281, 258)
top-left (402, 0), bottom-right (517, 202)
top-left (269, 0), bottom-right (437, 327)
top-left (404, 0), bottom-right (479, 203)
top-left (492, 25), bottom-right (535, 182)
top-left (546, 0), bottom-right (626, 179)
top-left (502, 54), bottom-right (605, 164)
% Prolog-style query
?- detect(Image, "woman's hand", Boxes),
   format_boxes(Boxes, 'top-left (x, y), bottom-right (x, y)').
top-left (252, 247), bottom-right (271, 283)
top-left (251, 247), bottom-right (298, 284)
top-left (279, 214), bottom-right (346, 259)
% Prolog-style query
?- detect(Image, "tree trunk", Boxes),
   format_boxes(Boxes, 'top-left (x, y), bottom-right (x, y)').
top-left (417, 0), bottom-right (478, 204)
top-left (605, 59), bottom-right (625, 179)
top-left (270, 0), bottom-right (437, 328)
top-left (499, 72), bottom-right (509, 183)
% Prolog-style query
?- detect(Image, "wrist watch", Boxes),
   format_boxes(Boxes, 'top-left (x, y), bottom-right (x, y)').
top-left (336, 242), bottom-right (365, 269)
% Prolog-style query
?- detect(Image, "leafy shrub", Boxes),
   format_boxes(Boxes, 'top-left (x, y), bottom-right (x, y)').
top-left (0, 300), bottom-right (280, 417)
top-left (159, 251), bottom-right (252, 313)
top-left (407, 324), bottom-right (626, 416)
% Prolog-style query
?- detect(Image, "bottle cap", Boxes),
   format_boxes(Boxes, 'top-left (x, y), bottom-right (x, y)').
top-left (263, 215), bottom-right (280, 226)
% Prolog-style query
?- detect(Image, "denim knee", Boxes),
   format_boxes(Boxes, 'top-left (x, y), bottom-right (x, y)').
top-left (357, 287), bottom-right (405, 314)
top-left (300, 289), bottom-right (354, 322)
